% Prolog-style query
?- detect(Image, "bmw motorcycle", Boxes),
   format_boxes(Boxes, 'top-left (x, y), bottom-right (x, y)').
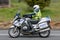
top-left (8, 10), bottom-right (51, 38)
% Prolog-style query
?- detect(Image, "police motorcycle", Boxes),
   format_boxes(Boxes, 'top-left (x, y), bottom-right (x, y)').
top-left (8, 9), bottom-right (51, 38)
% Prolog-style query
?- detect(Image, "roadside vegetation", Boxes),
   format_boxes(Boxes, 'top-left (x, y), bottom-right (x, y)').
top-left (0, 0), bottom-right (60, 22)
top-left (0, 0), bottom-right (60, 29)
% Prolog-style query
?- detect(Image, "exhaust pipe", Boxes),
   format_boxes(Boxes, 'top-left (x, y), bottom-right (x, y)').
top-left (40, 28), bottom-right (50, 32)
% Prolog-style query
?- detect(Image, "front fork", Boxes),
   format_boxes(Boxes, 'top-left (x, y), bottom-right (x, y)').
top-left (13, 27), bottom-right (18, 33)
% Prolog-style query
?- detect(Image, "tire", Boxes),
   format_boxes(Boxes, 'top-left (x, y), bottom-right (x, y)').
top-left (8, 28), bottom-right (20, 38)
top-left (39, 30), bottom-right (50, 38)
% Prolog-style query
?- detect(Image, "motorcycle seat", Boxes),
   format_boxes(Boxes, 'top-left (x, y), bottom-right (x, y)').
top-left (30, 20), bottom-right (39, 24)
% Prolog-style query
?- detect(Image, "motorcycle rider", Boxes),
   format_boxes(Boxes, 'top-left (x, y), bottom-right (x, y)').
top-left (27, 5), bottom-right (42, 30)
top-left (32, 5), bottom-right (41, 20)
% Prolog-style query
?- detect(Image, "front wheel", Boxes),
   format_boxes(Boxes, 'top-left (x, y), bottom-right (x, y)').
top-left (39, 30), bottom-right (50, 38)
top-left (8, 27), bottom-right (20, 38)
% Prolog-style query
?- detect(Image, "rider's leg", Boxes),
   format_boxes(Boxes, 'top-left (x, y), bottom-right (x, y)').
top-left (27, 20), bottom-right (32, 29)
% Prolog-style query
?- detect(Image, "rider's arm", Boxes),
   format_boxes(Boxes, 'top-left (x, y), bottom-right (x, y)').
top-left (30, 12), bottom-right (36, 15)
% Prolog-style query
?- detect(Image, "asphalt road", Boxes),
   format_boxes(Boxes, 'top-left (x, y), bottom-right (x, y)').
top-left (0, 30), bottom-right (60, 40)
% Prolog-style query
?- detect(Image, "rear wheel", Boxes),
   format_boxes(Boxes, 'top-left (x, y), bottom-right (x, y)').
top-left (8, 27), bottom-right (20, 38)
top-left (39, 30), bottom-right (50, 38)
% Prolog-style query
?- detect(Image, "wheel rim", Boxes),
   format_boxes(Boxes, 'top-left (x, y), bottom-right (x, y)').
top-left (40, 31), bottom-right (49, 36)
top-left (9, 28), bottom-right (19, 37)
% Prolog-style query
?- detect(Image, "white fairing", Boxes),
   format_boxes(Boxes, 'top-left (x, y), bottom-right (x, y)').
top-left (13, 18), bottom-right (30, 27)
top-left (13, 19), bottom-right (24, 27)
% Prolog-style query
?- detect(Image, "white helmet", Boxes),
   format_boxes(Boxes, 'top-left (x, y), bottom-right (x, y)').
top-left (33, 5), bottom-right (40, 9)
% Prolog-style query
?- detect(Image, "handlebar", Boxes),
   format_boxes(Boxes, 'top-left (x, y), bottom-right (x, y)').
top-left (23, 14), bottom-right (32, 19)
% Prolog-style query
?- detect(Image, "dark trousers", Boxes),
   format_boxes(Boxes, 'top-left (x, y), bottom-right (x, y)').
top-left (27, 20), bottom-right (32, 29)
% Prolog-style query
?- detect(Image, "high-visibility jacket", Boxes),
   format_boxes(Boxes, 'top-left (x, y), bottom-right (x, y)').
top-left (32, 10), bottom-right (41, 20)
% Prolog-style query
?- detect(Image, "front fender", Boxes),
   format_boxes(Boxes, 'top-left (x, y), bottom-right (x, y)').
top-left (10, 26), bottom-right (15, 28)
